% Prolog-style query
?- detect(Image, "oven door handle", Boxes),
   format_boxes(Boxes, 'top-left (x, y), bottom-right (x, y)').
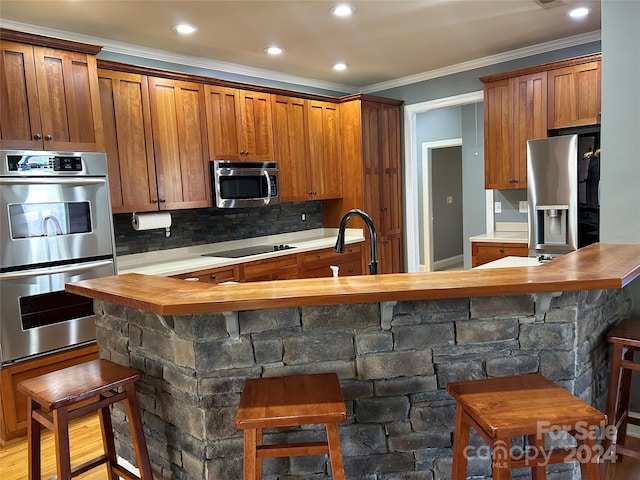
top-left (0, 260), bottom-right (115, 280)
top-left (0, 177), bottom-right (106, 186)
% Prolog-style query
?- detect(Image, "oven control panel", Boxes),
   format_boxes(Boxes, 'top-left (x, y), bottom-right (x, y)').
top-left (7, 154), bottom-right (83, 172)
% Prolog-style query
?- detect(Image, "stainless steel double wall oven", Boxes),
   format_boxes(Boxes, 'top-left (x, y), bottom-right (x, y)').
top-left (0, 150), bottom-right (116, 365)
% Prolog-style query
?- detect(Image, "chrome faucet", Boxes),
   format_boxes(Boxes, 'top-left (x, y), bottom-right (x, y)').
top-left (42, 215), bottom-right (63, 236)
top-left (335, 209), bottom-right (379, 275)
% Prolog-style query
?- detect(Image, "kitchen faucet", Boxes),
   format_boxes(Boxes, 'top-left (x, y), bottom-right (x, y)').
top-left (335, 209), bottom-right (379, 275)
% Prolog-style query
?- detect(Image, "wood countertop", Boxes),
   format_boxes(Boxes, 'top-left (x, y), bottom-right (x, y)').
top-left (66, 243), bottom-right (640, 316)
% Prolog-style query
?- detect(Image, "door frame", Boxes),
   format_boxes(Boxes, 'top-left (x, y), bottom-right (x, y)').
top-left (403, 90), bottom-right (484, 273)
top-left (421, 139), bottom-right (462, 272)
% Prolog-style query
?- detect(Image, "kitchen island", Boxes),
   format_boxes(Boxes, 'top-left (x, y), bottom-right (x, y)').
top-left (67, 243), bottom-right (640, 480)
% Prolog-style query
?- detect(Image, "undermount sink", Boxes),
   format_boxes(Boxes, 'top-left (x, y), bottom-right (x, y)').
top-left (202, 244), bottom-right (295, 258)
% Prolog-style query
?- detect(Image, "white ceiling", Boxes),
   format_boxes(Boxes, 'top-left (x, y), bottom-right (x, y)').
top-left (0, 0), bottom-right (601, 93)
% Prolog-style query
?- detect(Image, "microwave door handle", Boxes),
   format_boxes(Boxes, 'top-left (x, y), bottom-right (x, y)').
top-left (264, 170), bottom-right (271, 205)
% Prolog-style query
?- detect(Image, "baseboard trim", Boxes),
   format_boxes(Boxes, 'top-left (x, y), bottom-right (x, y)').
top-left (433, 254), bottom-right (464, 271)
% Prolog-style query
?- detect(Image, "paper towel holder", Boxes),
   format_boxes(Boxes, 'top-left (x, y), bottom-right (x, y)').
top-left (131, 212), bottom-right (171, 237)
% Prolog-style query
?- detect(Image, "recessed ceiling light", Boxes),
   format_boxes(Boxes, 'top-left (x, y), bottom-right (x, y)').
top-left (264, 46), bottom-right (284, 55)
top-left (330, 4), bottom-right (355, 17)
top-left (333, 62), bottom-right (349, 71)
top-left (568, 7), bottom-right (591, 19)
top-left (172, 23), bottom-right (197, 35)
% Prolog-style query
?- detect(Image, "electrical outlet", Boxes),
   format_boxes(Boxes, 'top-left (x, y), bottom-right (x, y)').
top-left (494, 202), bottom-right (502, 214)
top-left (519, 201), bottom-right (528, 213)
top-left (301, 213), bottom-right (306, 221)
top-left (446, 195), bottom-right (453, 204)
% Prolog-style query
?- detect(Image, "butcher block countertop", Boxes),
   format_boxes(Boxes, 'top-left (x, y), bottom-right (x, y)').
top-left (66, 243), bottom-right (640, 316)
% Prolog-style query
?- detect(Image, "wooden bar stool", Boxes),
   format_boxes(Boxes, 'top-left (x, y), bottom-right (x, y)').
top-left (603, 318), bottom-right (640, 475)
top-left (17, 359), bottom-right (152, 480)
top-left (447, 373), bottom-right (606, 480)
top-left (235, 372), bottom-right (347, 480)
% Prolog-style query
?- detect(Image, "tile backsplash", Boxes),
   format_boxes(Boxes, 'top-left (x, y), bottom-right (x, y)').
top-left (113, 201), bottom-right (323, 256)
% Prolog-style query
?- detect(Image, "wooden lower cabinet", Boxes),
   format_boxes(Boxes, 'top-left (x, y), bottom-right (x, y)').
top-left (471, 241), bottom-right (528, 267)
top-left (300, 245), bottom-right (363, 278)
top-left (172, 264), bottom-right (239, 284)
top-left (240, 255), bottom-right (300, 282)
top-left (0, 343), bottom-right (99, 444)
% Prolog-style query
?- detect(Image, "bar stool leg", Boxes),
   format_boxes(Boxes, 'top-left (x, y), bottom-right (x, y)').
top-left (243, 428), bottom-right (259, 480)
top-left (26, 398), bottom-right (41, 480)
top-left (53, 406), bottom-right (72, 480)
top-left (491, 436), bottom-right (512, 480)
top-left (577, 426), bottom-right (601, 480)
top-left (123, 383), bottom-right (153, 479)
top-left (326, 422), bottom-right (345, 480)
top-left (528, 433), bottom-right (547, 480)
top-left (98, 401), bottom-right (119, 480)
top-left (616, 346), bottom-right (635, 448)
top-left (451, 407), bottom-right (470, 480)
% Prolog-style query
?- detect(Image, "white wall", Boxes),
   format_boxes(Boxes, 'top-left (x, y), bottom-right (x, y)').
top-left (601, 0), bottom-right (640, 416)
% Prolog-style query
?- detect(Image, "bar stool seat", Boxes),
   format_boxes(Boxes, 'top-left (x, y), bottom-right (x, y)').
top-left (447, 373), bottom-right (606, 480)
top-left (603, 318), bottom-right (640, 475)
top-left (17, 359), bottom-right (152, 480)
top-left (235, 372), bottom-right (347, 480)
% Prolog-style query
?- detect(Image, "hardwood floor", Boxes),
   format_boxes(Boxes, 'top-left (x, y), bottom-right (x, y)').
top-left (0, 413), bottom-right (107, 480)
top-left (0, 413), bottom-right (638, 479)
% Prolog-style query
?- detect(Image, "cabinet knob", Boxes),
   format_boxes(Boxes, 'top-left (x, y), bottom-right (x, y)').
top-left (210, 274), bottom-right (217, 280)
top-left (45, 135), bottom-right (53, 141)
top-left (159, 199), bottom-right (166, 203)
top-left (33, 134), bottom-right (42, 140)
top-left (316, 254), bottom-right (321, 259)
top-left (499, 248), bottom-right (505, 253)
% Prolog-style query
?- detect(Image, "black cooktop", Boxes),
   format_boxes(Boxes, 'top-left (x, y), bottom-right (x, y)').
top-left (202, 244), bottom-right (295, 258)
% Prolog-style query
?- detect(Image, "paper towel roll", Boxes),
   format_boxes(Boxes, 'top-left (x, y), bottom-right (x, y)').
top-left (132, 212), bottom-right (172, 231)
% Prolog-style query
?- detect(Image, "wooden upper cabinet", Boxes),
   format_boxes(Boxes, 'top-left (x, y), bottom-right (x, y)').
top-left (273, 96), bottom-right (342, 201)
top-left (0, 38), bottom-right (104, 151)
top-left (98, 69), bottom-right (158, 213)
top-left (204, 85), bottom-right (274, 161)
top-left (148, 77), bottom-right (211, 210)
top-left (271, 95), bottom-right (311, 201)
top-left (307, 100), bottom-right (342, 199)
top-left (483, 72), bottom-right (547, 190)
top-left (548, 60), bottom-right (601, 129)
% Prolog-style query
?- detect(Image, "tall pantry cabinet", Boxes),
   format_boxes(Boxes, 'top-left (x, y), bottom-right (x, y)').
top-left (326, 96), bottom-right (404, 274)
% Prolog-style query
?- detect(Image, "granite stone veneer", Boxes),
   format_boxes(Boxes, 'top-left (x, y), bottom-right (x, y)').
top-left (95, 287), bottom-right (632, 480)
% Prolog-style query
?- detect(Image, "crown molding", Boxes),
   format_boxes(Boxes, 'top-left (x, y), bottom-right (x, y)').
top-left (360, 30), bottom-right (601, 94)
top-left (0, 20), bottom-right (358, 95)
top-left (1, 19), bottom-right (599, 95)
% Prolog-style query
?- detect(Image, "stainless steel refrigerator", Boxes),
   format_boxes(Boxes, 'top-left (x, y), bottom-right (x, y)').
top-left (527, 133), bottom-right (600, 256)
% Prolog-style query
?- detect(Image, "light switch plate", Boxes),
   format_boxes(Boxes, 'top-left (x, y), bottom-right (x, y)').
top-left (519, 201), bottom-right (528, 213)
top-left (494, 202), bottom-right (502, 214)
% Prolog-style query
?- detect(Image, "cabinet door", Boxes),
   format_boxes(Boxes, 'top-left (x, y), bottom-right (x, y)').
top-left (0, 40), bottom-right (42, 149)
top-left (548, 61), bottom-right (601, 129)
top-left (483, 78), bottom-right (515, 189)
top-left (34, 47), bottom-right (103, 151)
top-left (308, 100), bottom-right (342, 199)
top-left (0, 42), bottom-right (103, 151)
top-left (204, 85), bottom-right (242, 160)
top-left (361, 102), bottom-right (383, 232)
top-left (271, 95), bottom-right (310, 201)
top-left (148, 77), bottom-right (210, 209)
top-left (300, 245), bottom-right (364, 278)
top-left (378, 103), bottom-right (403, 236)
top-left (379, 233), bottom-right (404, 274)
top-left (239, 90), bottom-right (274, 161)
top-left (173, 265), bottom-right (239, 284)
top-left (512, 72), bottom-right (547, 190)
top-left (98, 69), bottom-right (158, 213)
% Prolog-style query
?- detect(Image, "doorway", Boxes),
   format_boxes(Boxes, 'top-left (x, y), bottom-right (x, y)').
top-left (403, 91), bottom-right (485, 272)
top-left (420, 140), bottom-right (463, 271)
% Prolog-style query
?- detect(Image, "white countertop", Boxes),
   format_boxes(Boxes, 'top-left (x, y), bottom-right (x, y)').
top-left (116, 228), bottom-right (364, 277)
top-left (474, 256), bottom-right (543, 269)
top-left (468, 231), bottom-right (528, 243)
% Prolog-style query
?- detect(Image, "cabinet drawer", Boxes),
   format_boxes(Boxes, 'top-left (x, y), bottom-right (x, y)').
top-left (173, 265), bottom-right (239, 284)
top-left (472, 242), bottom-right (528, 267)
top-left (241, 255), bottom-right (299, 282)
top-left (302, 258), bottom-right (363, 278)
top-left (302, 245), bottom-right (361, 265)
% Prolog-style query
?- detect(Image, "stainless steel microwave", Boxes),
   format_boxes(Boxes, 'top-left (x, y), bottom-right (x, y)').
top-left (211, 161), bottom-right (280, 208)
